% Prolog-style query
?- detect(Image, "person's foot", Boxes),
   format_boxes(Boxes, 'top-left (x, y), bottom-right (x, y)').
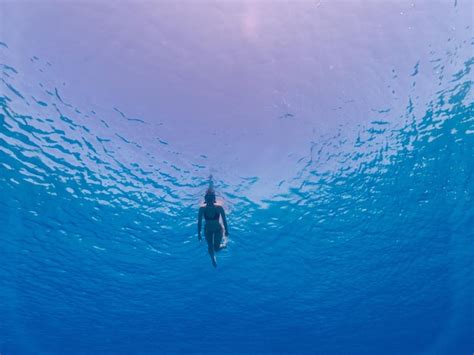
top-left (211, 256), bottom-right (217, 268)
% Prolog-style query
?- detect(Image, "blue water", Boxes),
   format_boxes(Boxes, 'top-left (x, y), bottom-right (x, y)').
top-left (1, 22), bottom-right (473, 355)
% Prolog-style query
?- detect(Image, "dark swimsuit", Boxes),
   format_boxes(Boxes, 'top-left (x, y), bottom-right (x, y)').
top-left (204, 210), bottom-right (220, 221)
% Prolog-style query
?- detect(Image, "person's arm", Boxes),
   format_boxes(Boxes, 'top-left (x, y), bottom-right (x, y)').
top-left (197, 207), bottom-right (203, 241)
top-left (220, 206), bottom-right (229, 236)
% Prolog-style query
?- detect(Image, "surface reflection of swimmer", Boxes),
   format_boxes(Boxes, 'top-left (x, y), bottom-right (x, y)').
top-left (198, 189), bottom-right (229, 267)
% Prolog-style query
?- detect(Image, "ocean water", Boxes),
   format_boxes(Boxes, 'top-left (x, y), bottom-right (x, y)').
top-left (1, 1), bottom-right (473, 354)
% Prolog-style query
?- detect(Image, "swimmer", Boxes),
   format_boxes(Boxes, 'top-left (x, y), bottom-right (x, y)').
top-left (197, 188), bottom-right (229, 267)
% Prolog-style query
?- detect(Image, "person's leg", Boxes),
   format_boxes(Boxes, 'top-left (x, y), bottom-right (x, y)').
top-left (213, 229), bottom-right (223, 252)
top-left (205, 230), bottom-right (217, 267)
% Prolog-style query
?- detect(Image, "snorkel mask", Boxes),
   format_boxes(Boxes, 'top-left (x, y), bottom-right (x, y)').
top-left (204, 189), bottom-right (216, 204)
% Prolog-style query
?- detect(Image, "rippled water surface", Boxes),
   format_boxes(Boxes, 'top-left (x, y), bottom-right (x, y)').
top-left (0, 1), bottom-right (473, 354)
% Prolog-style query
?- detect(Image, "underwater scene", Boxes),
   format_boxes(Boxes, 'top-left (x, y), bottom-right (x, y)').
top-left (0, 1), bottom-right (473, 354)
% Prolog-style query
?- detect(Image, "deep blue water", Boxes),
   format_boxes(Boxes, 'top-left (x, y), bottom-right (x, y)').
top-left (1, 21), bottom-right (474, 355)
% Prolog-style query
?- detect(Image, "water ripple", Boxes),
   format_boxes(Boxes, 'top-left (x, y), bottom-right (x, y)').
top-left (0, 32), bottom-right (472, 353)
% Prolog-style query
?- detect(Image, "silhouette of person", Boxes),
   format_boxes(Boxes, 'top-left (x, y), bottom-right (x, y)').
top-left (198, 189), bottom-right (228, 267)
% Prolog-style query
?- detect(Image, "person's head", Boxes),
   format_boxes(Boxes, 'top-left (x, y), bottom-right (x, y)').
top-left (204, 189), bottom-right (216, 205)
